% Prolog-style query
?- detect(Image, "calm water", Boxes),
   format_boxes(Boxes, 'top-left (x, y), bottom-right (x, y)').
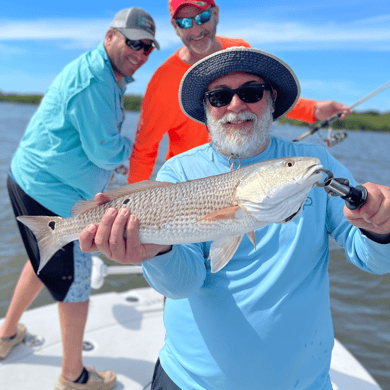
top-left (0, 102), bottom-right (389, 389)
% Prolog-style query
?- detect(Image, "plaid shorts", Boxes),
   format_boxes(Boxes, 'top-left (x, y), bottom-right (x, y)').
top-left (7, 173), bottom-right (91, 302)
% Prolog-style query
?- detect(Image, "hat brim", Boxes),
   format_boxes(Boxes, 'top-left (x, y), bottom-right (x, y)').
top-left (117, 28), bottom-right (160, 50)
top-left (170, 0), bottom-right (216, 19)
top-left (179, 47), bottom-right (300, 123)
top-left (171, 4), bottom-right (208, 19)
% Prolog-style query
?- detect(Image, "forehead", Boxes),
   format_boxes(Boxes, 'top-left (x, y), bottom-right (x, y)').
top-left (176, 5), bottom-right (205, 18)
top-left (207, 72), bottom-right (265, 90)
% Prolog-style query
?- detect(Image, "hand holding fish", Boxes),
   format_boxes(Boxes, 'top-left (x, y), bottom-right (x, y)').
top-left (79, 196), bottom-right (171, 264)
top-left (344, 182), bottom-right (390, 235)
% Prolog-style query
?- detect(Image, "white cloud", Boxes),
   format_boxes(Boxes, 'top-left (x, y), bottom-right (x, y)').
top-left (0, 19), bottom-right (106, 40)
top-left (0, 14), bottom-right (389, 51)
top-left (218, 19), bottom-right (390, 51)
top-left (0, 17), bottom-right (179, 51)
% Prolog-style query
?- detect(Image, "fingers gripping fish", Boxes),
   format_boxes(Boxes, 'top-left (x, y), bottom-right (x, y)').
top-left (17, 157), bottom-right (323, 274)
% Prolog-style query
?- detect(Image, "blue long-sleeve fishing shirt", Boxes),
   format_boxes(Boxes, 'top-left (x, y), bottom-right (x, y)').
top-left (142, 137), bottom-right (390, 390)
top-left (11, 43), bottom-right (132, 217)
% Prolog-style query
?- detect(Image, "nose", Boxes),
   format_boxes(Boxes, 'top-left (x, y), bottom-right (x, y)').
top-left (227, 93), bottom-right (246, 112)
top-left (131, 49), bottom-right (149, 65)
top-left (189, 21), bottom-right (204, 35)
top-left (133, 49), bottom-right (146, 60)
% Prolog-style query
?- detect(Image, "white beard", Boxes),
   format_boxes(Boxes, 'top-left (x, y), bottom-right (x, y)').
top-left (206, 98), bottom-right (273, 158)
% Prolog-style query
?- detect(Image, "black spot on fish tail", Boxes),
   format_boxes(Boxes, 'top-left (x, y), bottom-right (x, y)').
top-left (123, 199), bottom-right (130, 205)
top-left (48, 221), bottom-right (56, 230)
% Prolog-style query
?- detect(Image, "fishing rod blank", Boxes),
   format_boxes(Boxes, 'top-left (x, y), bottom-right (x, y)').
top-left (293, 80), bottom-right (390, 142)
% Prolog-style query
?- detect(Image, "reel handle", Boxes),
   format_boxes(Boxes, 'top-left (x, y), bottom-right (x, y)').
top-left (316, 169), bottom-right (368, 210)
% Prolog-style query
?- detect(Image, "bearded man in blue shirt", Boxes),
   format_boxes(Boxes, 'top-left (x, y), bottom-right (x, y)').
top-left (0, 8), bottom-right (159, 390)
top-left (80, 47), bottom-right (390, 390)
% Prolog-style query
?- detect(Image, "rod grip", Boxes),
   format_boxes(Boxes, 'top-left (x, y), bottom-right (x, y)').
top-left (322, 177), bottom-right (368, 210)
top-left (344, 184), bottom-right (368, 210)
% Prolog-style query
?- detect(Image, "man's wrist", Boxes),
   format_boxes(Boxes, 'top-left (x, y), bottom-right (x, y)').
top-left (360, 229), bottom-right (390, 244)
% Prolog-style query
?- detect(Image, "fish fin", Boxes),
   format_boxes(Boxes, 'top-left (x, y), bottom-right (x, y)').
top-left (70, 199), bottom-right (99, 216)
top-left (71, 181), bottom-right (175, 216)
top-left (209, 234), bottom-right (244, 273)
top-left (16, 216), bottom-right (68, 274)
top-left (246, 231), bottom-right (256, 249)
top-left (198, 205), bottom-right (240, 222)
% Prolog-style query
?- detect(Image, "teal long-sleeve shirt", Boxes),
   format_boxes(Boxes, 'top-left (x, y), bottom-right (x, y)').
top-left (11, 43), bottom-right (132, 217)
top-left (142, 137), bottom-right (390, 390)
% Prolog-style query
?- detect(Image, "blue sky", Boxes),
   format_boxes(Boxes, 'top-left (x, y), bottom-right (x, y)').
top-left (1, 0), bottom-right (389, 112)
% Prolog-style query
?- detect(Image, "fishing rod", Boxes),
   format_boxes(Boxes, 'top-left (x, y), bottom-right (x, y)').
top-left (316, 169), bottom-right (368, 210)
top-left (293, 80), bottom-right (390, 142)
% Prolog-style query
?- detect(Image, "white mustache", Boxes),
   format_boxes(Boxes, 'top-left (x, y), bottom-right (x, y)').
top-left (219, 111), bottom-right (258, 125)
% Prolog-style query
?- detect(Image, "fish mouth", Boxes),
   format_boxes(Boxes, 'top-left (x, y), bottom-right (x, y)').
top-left (296, 163), bottom-right (324, 183)
top-left (283, 163), bottom-right (323, 223)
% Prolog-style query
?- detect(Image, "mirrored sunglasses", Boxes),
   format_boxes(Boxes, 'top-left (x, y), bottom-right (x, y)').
top-left (175, 8), bottom-right (213, 29)
top-left (204, 84), bottom-right (271, 108)
top-left (124, 38), bottom-right (154, 55)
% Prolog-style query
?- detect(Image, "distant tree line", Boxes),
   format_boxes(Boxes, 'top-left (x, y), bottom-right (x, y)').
top-left (0, 93), bottom-right (43, 105)
top-left (0, 92), bottom-right (143, 112)
top-left (1, 92), bottom-right (389, 132)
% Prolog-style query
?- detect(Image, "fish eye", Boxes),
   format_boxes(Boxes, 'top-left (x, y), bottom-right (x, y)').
top-left (284, 161), bottom-right (295, 167)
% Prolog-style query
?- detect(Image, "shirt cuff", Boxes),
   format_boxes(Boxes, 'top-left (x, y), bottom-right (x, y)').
top-left (360, 229), bottom-right (390, 244)
top-left (358, 232), bottom-right (390, 274)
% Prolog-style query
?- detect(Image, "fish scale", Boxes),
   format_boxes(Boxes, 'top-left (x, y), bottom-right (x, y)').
top-left (17, 156), bottom-right (323, 273)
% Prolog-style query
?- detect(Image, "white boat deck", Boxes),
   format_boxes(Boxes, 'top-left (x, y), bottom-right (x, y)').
top-left (0, 287), bottom-right (382, 389)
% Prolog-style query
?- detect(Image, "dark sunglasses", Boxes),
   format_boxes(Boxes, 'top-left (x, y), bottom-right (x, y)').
top-left (124, 37), bottom-right (154, 55)
top-left (204, 84), bottom-right (271, 107)
top-left (175, 8), bottom-right (213, 29)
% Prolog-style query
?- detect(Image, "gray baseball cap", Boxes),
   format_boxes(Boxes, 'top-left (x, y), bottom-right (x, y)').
top-left (110, 8), bottom-right (160, 50)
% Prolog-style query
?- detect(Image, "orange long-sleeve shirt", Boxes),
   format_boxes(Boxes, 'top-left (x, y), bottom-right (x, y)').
top-left (128, 37), bottom-right (316, 184)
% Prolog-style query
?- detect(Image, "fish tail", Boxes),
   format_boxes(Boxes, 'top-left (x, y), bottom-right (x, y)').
top-left (16, 215), bottom-right (68, 273)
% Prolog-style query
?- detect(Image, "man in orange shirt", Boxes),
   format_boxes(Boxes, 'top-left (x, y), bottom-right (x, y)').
top-left (128, 0), bottom-right (352, 184)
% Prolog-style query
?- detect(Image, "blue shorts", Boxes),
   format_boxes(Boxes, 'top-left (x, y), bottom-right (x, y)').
top-left (7, 173), bottom-right (92, 302)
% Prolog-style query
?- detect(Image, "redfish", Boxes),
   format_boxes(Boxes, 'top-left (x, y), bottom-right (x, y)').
top-left (17, 157), bottom-right (323, 273)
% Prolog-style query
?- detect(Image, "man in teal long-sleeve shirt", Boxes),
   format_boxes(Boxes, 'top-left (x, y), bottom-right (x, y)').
top-left (1, 8), bottom-right (159, 390)
top-left (79, 48), bottom-right (390, 389)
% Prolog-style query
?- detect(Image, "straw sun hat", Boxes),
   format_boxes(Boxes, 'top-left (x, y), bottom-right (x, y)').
top-left (179, 47), bottom-right (301, 123)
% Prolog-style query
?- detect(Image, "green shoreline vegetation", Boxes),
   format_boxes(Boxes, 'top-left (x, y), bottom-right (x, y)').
top-left (1, 92), bottom-right (389, 132)
top-left (0, 92), bottom-right (143, 112)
